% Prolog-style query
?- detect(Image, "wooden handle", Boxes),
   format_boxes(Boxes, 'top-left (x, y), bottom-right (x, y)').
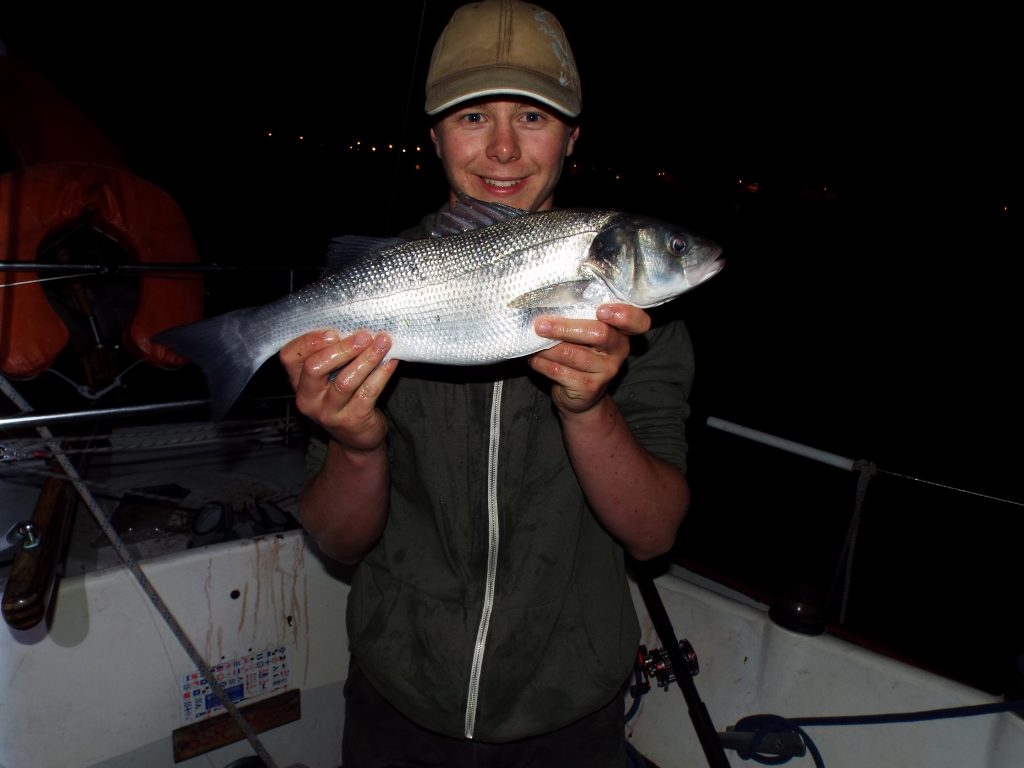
top-left (2, 471), bottom-right (77, 630)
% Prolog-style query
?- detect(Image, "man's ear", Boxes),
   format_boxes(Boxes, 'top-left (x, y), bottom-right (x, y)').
top-left (429, 127), bottom-right (442, 159)
top-left (565, 125), bottom-right (580, 157)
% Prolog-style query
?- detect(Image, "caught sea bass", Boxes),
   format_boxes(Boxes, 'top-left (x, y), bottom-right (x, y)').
top-left (154, 195), bottom-right (723, 420)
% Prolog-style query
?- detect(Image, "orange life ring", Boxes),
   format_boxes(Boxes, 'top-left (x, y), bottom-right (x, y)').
top-left (0, 162), bottom-right (204, 377)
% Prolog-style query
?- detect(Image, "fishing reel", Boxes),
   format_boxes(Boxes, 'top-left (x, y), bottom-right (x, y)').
top-left (635, 639), bottom-right (699, 693)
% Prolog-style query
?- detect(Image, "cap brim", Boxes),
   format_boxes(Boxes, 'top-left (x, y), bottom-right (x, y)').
top-left (426, 68), bottom-right (580, 118)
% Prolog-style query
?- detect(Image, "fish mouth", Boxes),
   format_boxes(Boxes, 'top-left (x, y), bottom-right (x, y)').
top-left (694, 254), bottom-right (726, 284)
top-left (626, 253), bottom-right (727, 307)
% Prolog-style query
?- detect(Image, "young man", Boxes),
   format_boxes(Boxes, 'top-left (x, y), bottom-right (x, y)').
top-left (279, 2), bottom-right (695, 765)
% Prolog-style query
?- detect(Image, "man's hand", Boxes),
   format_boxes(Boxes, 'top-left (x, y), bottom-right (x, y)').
top-left (528, 304), bottom-right (651, 415)
top-left (278, 329), bottom-right (397, 451)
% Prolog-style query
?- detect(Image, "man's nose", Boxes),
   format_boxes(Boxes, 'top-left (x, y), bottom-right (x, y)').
top-left (487, 123), bottom-right (521, 163)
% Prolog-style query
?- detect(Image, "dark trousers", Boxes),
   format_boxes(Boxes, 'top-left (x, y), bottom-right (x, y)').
top-left (341, 658), bottom-right (628, 768)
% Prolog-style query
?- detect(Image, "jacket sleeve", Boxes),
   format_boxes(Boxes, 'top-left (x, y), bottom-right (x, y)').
top-left (611, 316), bottom-right (694, 475)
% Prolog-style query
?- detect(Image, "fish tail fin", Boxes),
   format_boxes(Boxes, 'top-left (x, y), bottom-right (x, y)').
top-left (153, 308), bottom-right (269, 421)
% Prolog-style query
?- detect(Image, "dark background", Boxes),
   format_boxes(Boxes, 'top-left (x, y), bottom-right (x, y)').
top-left (3, 3), bottom-right (1021, 696)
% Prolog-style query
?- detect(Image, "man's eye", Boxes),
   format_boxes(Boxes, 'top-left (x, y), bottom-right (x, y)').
top-left (462, 113), bottom-right (484, 123)
top-left (522, 112), bottom-right (543, 122)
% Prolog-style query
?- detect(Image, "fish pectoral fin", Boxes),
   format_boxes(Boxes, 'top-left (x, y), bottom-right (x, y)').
top-left (508, 281), bottom-right (596, 310)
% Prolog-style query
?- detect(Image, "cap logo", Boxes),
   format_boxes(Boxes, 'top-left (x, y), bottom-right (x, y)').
top-left (534, 11), bottom-right (573, 87)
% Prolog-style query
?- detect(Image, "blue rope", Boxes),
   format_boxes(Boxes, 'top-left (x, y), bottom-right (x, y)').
top-left (625, 661), bottom-right (646, 723)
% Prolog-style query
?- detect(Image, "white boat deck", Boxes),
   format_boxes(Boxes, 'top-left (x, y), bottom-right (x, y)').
top-left (2, 426), bottom-right (1021, 767)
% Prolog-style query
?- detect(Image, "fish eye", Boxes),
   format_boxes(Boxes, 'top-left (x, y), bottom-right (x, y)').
top-left (668, 235), bottom-right (688, 255)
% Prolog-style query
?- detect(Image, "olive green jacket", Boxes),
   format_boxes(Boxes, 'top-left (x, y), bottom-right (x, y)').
top-left (335, 211), bottom-right (694, 742)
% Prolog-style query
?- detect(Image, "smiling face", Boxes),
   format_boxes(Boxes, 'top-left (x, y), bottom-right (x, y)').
top-left (430, 98), bottom-right (579, 213)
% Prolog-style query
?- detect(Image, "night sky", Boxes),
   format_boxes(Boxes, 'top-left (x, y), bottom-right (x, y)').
top-left (3, 4), bottom-right (1022, 694)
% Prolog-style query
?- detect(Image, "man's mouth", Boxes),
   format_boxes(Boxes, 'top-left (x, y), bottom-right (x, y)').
top-left (482, 177), bottom-right (524, 189)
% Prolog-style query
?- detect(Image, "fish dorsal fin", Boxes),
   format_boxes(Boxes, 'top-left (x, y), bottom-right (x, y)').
top-left (432, 194), bottom-right (530, 236)
top-left (325, 235), bottom-right (407, 271)
top-left (508, 280), bottom-right (597, 310)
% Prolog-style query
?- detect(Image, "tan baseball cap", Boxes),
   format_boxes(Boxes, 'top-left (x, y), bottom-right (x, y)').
top-left (425, 0), bottom-right (582, 118)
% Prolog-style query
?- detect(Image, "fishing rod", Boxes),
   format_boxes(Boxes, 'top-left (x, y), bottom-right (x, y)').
top-left (630, 560), bottom-right (809, 766)
top-left (0, 261), bottom-right (324, 273)
top-left (629, 558), bottom-right (733, 768)
top-left (0, 400), bottom-right (209, 430)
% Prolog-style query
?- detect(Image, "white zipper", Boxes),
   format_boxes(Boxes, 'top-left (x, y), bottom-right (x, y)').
top-left (464, 379), bottom-right (503, 739)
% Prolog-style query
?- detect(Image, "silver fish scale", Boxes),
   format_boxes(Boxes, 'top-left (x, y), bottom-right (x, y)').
top-left (260, 209), bottom-right (622, 365)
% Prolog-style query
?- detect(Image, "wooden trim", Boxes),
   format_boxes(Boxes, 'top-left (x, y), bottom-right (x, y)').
top-left (172, 689), bottom-right (301, 763)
